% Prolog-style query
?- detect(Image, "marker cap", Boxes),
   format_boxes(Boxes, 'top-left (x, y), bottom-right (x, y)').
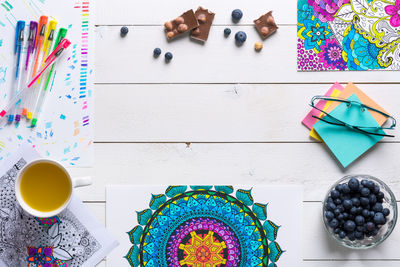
top-left (35, 16), bottom-right (48, 48)
top-left (28, 21), bottom-right (38, 50)
top-left (15, 21), bottom-right (25, 54)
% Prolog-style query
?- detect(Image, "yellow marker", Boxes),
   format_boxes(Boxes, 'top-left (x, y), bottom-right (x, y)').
top-left (37, 20), bottom-right (57, 84)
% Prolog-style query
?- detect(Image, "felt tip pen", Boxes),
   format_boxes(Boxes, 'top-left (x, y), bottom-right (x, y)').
top-left (31, 28), bottom-right (68, 127)
top-left (28, 38), bottom-right (71, 88)
top-left (37, 20), bottom-right (57, 84)
top-left (8, 21), bottom-right (25, 123)
top-left (20, 21), bottom-right (38, 117)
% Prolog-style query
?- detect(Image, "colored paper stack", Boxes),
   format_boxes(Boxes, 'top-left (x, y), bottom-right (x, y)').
top-left (302, 82), bottom-right (392, 168)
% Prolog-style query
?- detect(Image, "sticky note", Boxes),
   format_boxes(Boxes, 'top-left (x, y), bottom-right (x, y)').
top-left (302, 82), bottom-right (344, 130)
top-left (314, 94), bottom-right (385, 168)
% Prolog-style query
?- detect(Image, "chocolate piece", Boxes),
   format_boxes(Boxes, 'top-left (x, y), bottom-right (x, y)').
top-left (254, 11), bottom-right (278, 39)
top-left (164, 10), bottom-right (199, 40)
top-left (190, 7), bottom-right (215, 42)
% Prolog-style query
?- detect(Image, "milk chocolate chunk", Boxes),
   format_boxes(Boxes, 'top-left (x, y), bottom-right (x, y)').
top-left (254, 11), bottom-right (278, 39)
top-left (164, 10), bottom-right (199, 40)
top-left (190, 7), bottom-right (215, 42)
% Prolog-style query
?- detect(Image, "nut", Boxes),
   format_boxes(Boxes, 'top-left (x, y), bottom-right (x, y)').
top-left (167, 31), bottom-right (175, 39)
top-left (164, 21), bottom-right (173, 30)
top-left (261, 26), bottom-right (270, 36)
top-left (254, 41), bottom-right (263, 51)
top-left (192, 28), bottom-right (200, 35)
top-left (267, 16), bottom-right (275, 25)
top-left (197, 14), bottom-right (207, 23)
top-left (175, 16), bottom-right (184, 24)
top-left (177, 24), bottom-right (188, 32)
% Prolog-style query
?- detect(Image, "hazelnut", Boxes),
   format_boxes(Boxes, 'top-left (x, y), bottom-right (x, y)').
top-left (175, 16), bottom-right (184, 24)
top-left (164, 21), bottom-right (173, 30)
top-left (267, 16), bottom-right (275, 25)
top-left (192, 28), bottom-right (200, 35)
top-left (254, 41), bottom-right (263, 51)
top-left (167, 31), bottom-right (175, 39)
top-left (197, 14), bottom-right (207, 23)
top-left (261, 26), bottom-right (270, 36)
top-left (178, 24), bottom-right (188, 32)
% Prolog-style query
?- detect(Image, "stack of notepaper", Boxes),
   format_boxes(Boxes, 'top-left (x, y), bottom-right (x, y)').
top-left (302, 82), bottom-right (389, 168)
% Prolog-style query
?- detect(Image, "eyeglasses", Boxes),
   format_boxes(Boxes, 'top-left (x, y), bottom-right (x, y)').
top-left (310, 96), bottom-right (396, 138)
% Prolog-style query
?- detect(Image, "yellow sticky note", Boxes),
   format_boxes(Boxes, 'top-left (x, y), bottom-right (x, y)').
top-left (310, 88), bottom-right (342, 141)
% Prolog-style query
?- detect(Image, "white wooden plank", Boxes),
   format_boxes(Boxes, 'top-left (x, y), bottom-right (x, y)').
top-left (90, 202), bottom-right (400, 261)
top-left (95, 26), bottom-right (400, 84)
top-left (72, 143), bottom-right (400, 202)
top-left (96, 0), bottom-right (296, 25)
top-left (95, 83), bottom-right (400, 142)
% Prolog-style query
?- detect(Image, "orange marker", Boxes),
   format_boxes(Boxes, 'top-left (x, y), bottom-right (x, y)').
top-left (31, 16), bottom-right (48, 78)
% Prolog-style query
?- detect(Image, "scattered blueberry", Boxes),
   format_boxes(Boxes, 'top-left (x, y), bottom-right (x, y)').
top-left (165, 52), bottom-right (173, 61)
top-left (382, 208), bottom-right (390, 216)
top-left (153, 48), bottom-right (162, 57)
top-left (235, 31), bottom-right (247, 44)
top-left (224, 28), bottom-right (231, 36)
top-left (120, 26), bottom-right (129, 37)
top-left (231, 9), bottom-right (243, 22)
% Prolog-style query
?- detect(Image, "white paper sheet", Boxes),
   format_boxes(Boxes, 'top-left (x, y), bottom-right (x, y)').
top-left (107, 185), bottom-right (303, 266)
top-left (0, 144), bottom-right (118, 266)
top-left (0, 0), bottom-right (94, 166)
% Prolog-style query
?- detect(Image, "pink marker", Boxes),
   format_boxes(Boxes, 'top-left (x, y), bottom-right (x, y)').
top-left (27, 38), bottom-right (71, 88)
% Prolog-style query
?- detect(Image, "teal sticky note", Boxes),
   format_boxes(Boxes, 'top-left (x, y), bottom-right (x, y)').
top-left (314, 94), bottom-right (385, 168)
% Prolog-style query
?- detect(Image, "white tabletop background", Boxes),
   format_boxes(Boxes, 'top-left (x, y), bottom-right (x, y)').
top-left (74, 0), bottom-right (400, 266)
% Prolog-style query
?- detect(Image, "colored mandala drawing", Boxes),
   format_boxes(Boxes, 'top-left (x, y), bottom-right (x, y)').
top-left (297, 0), bottom-right (400, 71)
top-left (125, 186), bottom-right (284, 267)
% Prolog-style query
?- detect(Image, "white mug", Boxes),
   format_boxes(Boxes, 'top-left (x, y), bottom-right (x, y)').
top-left (15, 159), bottom-right (92, 218)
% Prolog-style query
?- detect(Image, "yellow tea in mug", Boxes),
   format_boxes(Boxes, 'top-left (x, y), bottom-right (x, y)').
top-left (20, 162), bottom-right (71, 212)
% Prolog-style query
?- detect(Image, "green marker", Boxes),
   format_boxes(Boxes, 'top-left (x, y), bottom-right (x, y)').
top-left (31, 28), bottom-right (68, 127)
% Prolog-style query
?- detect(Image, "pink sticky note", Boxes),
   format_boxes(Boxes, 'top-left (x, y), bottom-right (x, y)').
top-left (302, 82), bottom-right (344, 130)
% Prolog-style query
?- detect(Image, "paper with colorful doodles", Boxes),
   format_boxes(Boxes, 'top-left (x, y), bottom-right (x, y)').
top-left (106, 185), bottom-right (303, 266)
top-left (0, 0), bottom-right (93, 166)
top-left (0, 144), bottom-right (118, 267)
top-left (297, 0), bottom-right (400, 71)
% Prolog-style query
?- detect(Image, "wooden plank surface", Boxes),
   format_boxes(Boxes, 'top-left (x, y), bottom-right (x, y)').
top-left (95, 83), bottom-right (400, 142)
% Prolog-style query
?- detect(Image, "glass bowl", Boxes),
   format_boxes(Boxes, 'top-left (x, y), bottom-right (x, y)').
top-left (322, 175), bottom-right (398, 249)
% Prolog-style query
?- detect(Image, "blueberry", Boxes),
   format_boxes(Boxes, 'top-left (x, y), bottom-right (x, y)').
top-left (224, 28), bottom-right (231, 36)
top-left (372, 203), bottom-right (383, 212)
top-left (355, 231), bottom-right (364, 240)
top-left (361, 179), bottom-right (368, 187)
top-left (362, 209), bottom-right (369, 218)
top-left (335, 184), bottom-right (343, 192)
top-left (165, 52), bottom-right (173, 61)
top-left (369, 211), bottom-right (375, 218)
top-left (351, 197), bottom-right (360, 207)
top-left (325, 211), bottom-right (334, 221)
top-left (382, 208), bottom-right (390, 216)
top-left (342, 212), bottom-right (349, 219)
top-left (153, 48), bottom-right (162, 57)
top-left (360, 187), bottom-right (370, 197)
top-left (347, 232), bottom-right (356, 241)
top-left (344, 220), bottom-right (356, 232)
top-left (331, 190), bottom-right (340, 199)
top-left (374, 212), bottom-right (386, 225)
top-left (334, 208), bottom-right (341, 216)
top-left (341, 184), bottom-right (351, 194)
top-left (350, 207), bottom-right (358, 215)
top-left (366, 222), bottom-right (375, 232)
top-left (334, 198), bottom-right (342, 205)
top-left (329, 218), bottom-right (339, 228)
top-left (343, 199), bottom-right (353, 210)
top-left (368, 194), bottom-right (377, 205)
top-left (235, 31), bottom-right (247, 44)
top-left (373, 185), bottom-right (380, 194)
top-left (120, 26), bottom-right (129, 37)
top-left (377, 191), bottom-right (385, 201)
top-left (372, 229), bottom-right (379, 236)
top-left (348, 178), bottom-right (360, 191)
top-left (231, 9), bottom-right (243, 22)
top-left (334, 227), bottom-right (341, 234)
top-left (355, 215), bottom-right (365, 226)
top-left (327, 197), bottom-right (334, 203)
top-left (356, 206), bottom-right (363, 214)
top-left (326, 202), bottom-right (336, 211)
top-left (339, 231), bottom-right (346, 239)
top-left (356, 225), bottom-right (365, 232)
top-left (360, 197), bottom-right (369, 207)
top-left (366, 180), bottom-right (375, 189)
top-left (337, 214), bottom-right (344, 221)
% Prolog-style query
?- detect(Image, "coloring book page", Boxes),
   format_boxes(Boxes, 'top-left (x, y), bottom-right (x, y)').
top-left (0, 0), bottom-right (94, 166)
top-left (0, 144), bottom-right (118, 266)
top-left (107, 185), bottom-right (303, 267)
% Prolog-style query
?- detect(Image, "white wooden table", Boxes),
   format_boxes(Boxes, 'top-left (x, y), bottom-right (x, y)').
top-left (76, 0), bottom-right (400, 266)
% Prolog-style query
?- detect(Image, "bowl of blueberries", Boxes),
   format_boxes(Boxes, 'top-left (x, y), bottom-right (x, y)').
top-left (323, 175), bottom-right (397, 249)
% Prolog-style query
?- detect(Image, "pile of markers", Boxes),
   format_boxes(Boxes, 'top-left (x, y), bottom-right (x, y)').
top-left (0, 15), bottom-right (71, 127)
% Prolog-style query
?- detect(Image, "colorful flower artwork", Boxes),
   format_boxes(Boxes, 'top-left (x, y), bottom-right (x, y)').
top-left (297, 0), bottom-right (400, 71)
top-left (125, 186), bottom-right (283, 267)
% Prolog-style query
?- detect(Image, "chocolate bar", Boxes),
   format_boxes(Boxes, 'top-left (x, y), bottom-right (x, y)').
top-left (254, 11), bottom-right (278, 39)
top-left (164, 10), bottom-right (199, 40)
top-left (190, 7), bottom-right (215, 42)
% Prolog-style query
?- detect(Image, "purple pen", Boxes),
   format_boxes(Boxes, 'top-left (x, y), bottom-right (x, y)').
top-left (25, 21), bottom-right (38, 71)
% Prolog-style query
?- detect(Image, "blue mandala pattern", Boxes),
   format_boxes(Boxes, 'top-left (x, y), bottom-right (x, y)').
top-left (125, 186), bottom-right (283, 267)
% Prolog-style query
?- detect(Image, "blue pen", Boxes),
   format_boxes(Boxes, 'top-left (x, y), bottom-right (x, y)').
top-left (9, 21), bottom-right (25, 123)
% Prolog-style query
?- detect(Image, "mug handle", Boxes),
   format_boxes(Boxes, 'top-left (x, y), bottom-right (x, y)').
top-left (71, 176), bottom-right (92, 188)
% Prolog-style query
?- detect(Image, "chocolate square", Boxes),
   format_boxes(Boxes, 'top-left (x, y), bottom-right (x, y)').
top-left (164, 9), bottom-right (199, 40)
top-left (254, 11), bottom-right (278, 39)
top-left (190, 7), bottom-right (215, 42)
